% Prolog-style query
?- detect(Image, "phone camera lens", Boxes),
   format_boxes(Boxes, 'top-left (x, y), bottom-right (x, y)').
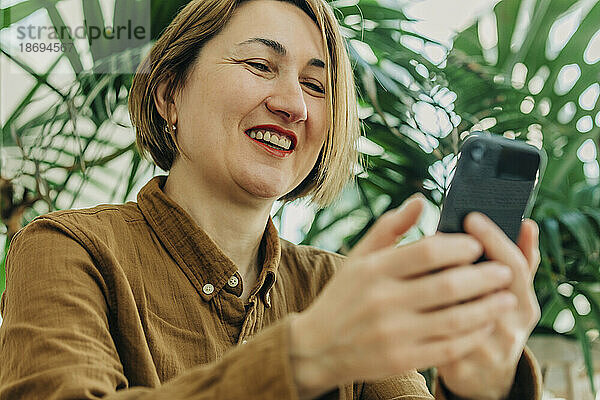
top-left (470, 144), bottom-right (485, 162)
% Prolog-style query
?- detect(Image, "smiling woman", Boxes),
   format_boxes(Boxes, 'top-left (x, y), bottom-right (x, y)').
top-left (0, 0), bottom-right (543, 399)
top-left (157, 2), bottom-right (332, 206)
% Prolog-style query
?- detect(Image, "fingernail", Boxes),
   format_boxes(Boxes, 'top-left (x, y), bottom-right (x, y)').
top-left (469, 212), bottom-right (486, 226)
top-left (396, 193), bottom-right (425, 212)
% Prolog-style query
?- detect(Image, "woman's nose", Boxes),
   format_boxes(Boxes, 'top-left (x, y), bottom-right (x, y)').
top-left (264, 79), bottom-right (308, 124)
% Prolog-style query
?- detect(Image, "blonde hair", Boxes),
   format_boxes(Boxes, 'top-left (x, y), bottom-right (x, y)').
top-left (128, 0), bottom-right (361, 208)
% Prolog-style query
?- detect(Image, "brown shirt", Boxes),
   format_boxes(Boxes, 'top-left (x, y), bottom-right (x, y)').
top-left (0, 175), bottom-right (541, 399)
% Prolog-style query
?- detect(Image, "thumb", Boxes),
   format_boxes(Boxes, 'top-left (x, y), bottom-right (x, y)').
top-left (349, 193), bottom-right (425, 257)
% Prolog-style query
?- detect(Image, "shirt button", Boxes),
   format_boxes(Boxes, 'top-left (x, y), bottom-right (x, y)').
top-left (228, 275), bottom-right (239, 287)
top-left (202, 283), bottom-right (214, 295)
top-left (242, 339), bottom-right (248, 345)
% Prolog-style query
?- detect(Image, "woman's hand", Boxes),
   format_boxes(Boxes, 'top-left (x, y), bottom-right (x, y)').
top-left (289, 196), bottom-right (521, 399)
top-left (435, 213), bottom-right (541, 400)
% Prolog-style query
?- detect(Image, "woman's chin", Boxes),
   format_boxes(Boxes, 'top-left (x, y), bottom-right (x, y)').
top-left (235, 175), bottom-right (292, 202)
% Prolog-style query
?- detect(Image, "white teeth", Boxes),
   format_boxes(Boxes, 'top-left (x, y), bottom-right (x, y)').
top-left (247, 129), bottom-right (293, 150)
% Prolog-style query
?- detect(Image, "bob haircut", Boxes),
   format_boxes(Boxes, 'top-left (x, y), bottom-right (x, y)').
top-left (128, 0), bottom-right (360, 208)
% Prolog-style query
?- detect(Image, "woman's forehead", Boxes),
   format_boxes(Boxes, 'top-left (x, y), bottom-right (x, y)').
top-left (221, 0), bottom-right (326, 60)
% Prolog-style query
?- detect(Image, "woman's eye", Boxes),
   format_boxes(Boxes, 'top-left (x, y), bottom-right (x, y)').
top-left (303, 82), bottom-right (325, 94)
top-left (246, 62), bottom-right (271, 72)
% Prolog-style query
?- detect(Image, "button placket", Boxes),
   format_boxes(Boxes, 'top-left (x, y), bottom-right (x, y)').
top-left (237, 301), bottom-right (257, 345)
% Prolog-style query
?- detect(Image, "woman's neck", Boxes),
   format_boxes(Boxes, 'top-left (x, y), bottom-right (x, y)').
top-left (162, 167), bottom-right (273, 280)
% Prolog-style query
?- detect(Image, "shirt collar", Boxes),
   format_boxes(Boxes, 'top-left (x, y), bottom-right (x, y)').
top-left (137, 175), bottom-right (280, 304)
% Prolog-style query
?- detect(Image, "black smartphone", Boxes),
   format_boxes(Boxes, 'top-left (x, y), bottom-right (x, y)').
top-left (436, 131), bottom-right (545, 243)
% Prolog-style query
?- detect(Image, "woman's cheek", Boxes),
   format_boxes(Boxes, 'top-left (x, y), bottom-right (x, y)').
top-left (233, 70), bottom-right (273, 99)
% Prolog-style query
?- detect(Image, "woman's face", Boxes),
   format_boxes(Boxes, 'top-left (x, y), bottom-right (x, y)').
top-left (171, 0), bottom-right (328, 203)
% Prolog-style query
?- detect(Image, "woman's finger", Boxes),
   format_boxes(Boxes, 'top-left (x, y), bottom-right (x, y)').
top-left (349, 194), bottom-right (425, 258)
top-left (416, 291), bottom-right (516, 337)
top-left (464, 213), bottom-right (525, 268)
top-left (464, 212), bottom-right (540, 329)
top-left (371, 233), bottom-right (483, 279)
top-left (404, 262), bottom-right (513, 310)
top-left (400, 322), bottom-right (495, 371)
top-left (464, 212), bottom-right (530, 292)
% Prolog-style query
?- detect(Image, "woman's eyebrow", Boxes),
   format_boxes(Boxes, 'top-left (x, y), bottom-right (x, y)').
top-left (236, 37), bottom-right (325, 68)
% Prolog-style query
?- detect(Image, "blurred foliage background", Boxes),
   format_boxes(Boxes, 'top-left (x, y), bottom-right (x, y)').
top-left (1, 0), bottom-right (600, 395)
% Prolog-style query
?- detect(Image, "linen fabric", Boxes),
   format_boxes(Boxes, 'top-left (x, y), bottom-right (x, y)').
top-left (0, 175), bottom-right (541, 399)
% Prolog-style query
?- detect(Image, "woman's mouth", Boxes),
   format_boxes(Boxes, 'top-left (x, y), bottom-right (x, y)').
top-left (244, 128), bottom-right (296, 152)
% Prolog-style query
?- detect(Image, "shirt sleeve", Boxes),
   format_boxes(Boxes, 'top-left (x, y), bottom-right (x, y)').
top-left (359, 347), bottom-right (542, 400)
top-left (0, 218), bottom-right (300, 400)
top-left (361, 371), bottom-right (434, 399)
top-left (434, 347), bottom-right (543, 400)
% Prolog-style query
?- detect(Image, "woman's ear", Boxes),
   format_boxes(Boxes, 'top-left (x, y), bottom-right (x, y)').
top-left (154, 80), bottom-right (178, 125)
